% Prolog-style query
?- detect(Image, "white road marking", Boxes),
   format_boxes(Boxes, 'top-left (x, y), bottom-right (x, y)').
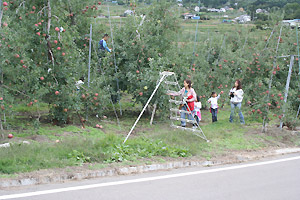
top-left (1, 156), bottom-right (300, 199)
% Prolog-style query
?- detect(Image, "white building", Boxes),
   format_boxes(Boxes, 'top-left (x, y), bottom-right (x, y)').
top-left (220, 8), bottom-right (226, 12)
top-left (256, 9), bottom-right (268, 14)
top-left (235, 15), bottom-right (251, 23)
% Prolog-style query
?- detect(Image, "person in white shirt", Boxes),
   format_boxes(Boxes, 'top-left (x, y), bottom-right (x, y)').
top-left (229, 79), bottom-right (245, 124)
top-left (208, 91), bottom-right (222, 122)
top-left (75, 77), bottom-right (84, 91)
top-left (193, 96), bottom-right (202, 128)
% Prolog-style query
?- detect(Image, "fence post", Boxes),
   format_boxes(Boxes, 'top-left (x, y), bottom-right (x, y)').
top-left (280, 55), bottom-right (294, 129)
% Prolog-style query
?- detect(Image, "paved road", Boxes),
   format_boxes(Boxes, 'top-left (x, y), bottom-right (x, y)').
top-left (1, 154), bottom-right (300, 200)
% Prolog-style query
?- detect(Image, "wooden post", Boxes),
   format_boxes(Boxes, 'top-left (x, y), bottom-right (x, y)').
top-left (150, 103), bottom-right (157, 125)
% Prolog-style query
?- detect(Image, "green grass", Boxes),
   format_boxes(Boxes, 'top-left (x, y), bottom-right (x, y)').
top-left (13, 103), bottom-right (49, 113)
top-left (1, 103), bottom-right (299, 175)
top-left (0, 131), bottom-right (190, 174)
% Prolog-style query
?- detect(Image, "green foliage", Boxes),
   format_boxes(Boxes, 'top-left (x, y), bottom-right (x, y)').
top-left (0, 0), bottom-right (109, 125)
top-left (0, 134), bottom-right (190, 174)
top-left (284, 3), bottom-right (300, 20)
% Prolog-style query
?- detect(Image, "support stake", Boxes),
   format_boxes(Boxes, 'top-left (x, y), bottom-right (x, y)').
top-left (280, 55), bottom-right (294, 129)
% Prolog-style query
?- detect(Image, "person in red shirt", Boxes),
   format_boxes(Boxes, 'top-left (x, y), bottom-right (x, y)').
top-left (168, 80), bottom-right (197, 127)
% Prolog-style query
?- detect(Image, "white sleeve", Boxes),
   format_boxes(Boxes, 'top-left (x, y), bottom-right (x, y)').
top-left (236, 89), bottom-right (244, 99)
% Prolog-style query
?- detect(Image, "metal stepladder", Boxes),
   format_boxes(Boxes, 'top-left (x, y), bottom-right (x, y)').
top-left (162, 72), bottom-right (208, 142)
top-left (123, 71), bottom-right (208, 144)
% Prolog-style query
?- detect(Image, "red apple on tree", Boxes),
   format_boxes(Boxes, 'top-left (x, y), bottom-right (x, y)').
top-left (95, 93), bottom-right (99, 96)
top-left (8, 134), bottom-right (13, 138)
top-left (139, 92), bottom-right (143, 96)
top-left (55, 27), bottom-right (60, 32)
top-left (40, 77), bottom-right (44, 80)
top-left (55, 91), bottom-right (59, 95)
top-left (136, 70), bottom-right (139, 74)
top-left (57, 47), bottom-right (61, 50)
top-left (54, 40), bottom-right (58, 44)
top-left (3, 2), bottom-right (8, 6)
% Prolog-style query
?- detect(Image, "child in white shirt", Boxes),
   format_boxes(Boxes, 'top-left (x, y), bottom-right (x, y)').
top-left (75, 77), bottom-right (84, 91)
top-left (193, 96), bottom-right (202, 127)
top-left (207, 91), bottom-right (222, 122)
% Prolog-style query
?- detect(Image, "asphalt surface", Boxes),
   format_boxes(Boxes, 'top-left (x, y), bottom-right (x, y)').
top-left (1, 153), bottom-right (300, 200)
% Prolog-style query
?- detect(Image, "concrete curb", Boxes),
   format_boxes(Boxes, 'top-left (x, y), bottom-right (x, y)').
top-left (1, 148), bottom-right (300, 188)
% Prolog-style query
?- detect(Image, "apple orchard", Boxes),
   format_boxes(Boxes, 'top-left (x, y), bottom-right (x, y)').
top-left (0, 1), bottom-right (299, 128)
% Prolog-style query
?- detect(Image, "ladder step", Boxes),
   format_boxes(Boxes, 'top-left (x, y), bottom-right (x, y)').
top-left (169, 99), bottom-right (184, 104)
top-left (171, 125), bottom-right (202, 133)
top-left (160, 71), bottom-right (175, 76)
top-left (164, 81), bottom-right (178, 85)
top-left (170, 108), bottom-right (191, 114)
top-left (170, 117), bottom-right (196, 124)
top-left (167, 90), bottom-right (178, 94)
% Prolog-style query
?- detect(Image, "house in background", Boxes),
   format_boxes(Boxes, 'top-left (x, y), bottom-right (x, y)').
top-left (234, 15), bottom-right (251, 23)
top-left (282, 19), bottom-right (300, 28)
top-left (182, 13), bottom-right (196, 20)
top-left (123, 10), bottom-right (134, 17)
top-left (256, 9), bottom-right (268, 14)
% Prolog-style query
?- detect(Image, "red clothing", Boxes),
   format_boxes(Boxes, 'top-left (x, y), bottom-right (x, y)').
top-left (187, 95), bottom-right (194, 112)
top-left (169, 87), bottom-right (197, 112)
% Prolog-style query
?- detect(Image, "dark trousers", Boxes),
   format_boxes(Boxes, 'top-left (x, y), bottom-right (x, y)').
top-left (211, 108), bottom-right (218, 122)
